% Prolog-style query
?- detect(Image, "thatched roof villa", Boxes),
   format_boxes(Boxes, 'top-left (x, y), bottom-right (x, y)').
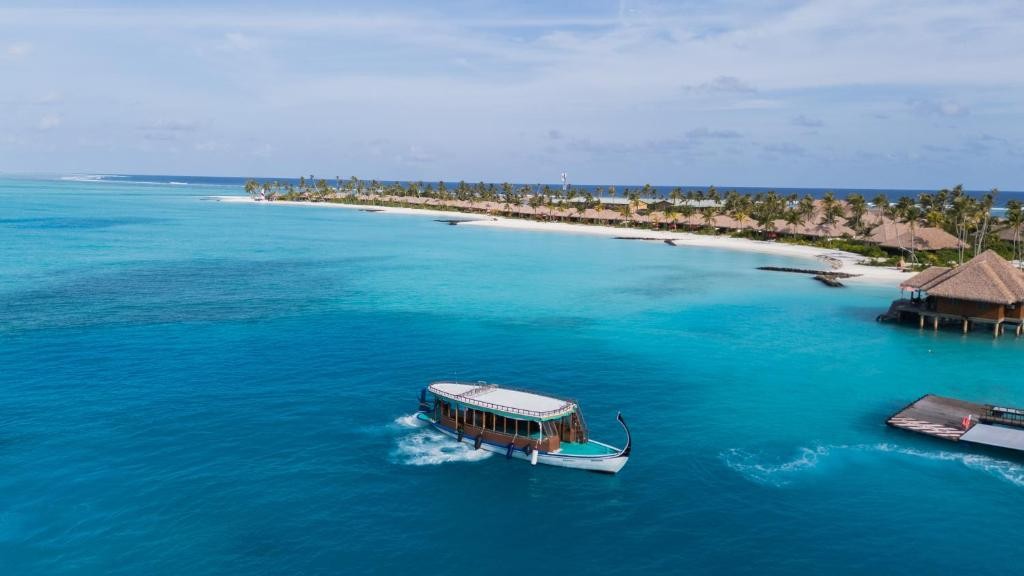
top-left (881, 250), bottom-right (1024, 336)
top-left (871, 226), bottom-right (962, 252)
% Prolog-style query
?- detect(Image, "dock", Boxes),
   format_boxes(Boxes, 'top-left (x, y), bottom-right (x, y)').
top-left (887, 394), bottom-right (1024, 451)
top-left (757, 266), bottom-right (858, 278)
top-left (813, 274), bottom-right (845, 287)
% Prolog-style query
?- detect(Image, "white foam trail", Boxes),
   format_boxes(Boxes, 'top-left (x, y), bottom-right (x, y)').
top-left (392, 413), bottom-right (428, 429)
top-left (722, 443), bottom-right (1024, 488)
top-left (870, 443), bottom-right (1024, 487)
top-left (721, 446), bottom-right (829, 487)
top-left (390, 414), bottom-right (492, 466)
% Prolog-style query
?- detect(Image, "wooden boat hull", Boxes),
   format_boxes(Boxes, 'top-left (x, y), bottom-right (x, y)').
top-left (416, 411), bottom-right (630, 474)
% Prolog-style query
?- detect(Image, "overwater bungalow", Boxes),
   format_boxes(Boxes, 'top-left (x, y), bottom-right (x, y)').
top-left (880, 250), bottom-right (1024, 336)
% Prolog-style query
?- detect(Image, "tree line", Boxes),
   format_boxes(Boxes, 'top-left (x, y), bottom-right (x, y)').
top-left (244, 177), bottom-right (1018, 266)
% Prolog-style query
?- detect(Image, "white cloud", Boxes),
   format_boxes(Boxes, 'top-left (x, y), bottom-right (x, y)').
top-left (686, 127), bottom-right (742, 139)
top-left (398, 145), bottom-right (438, 164)
top-left (137, 120), bottom-right (201, 132)
top-left (221, 32), bottom-right (256, 52)
top-left (910, 99), bottom-right (970, 117)
top-left (36, 91), bottom-right (62, 105)
top-left (6, 42), bottom-right (31, 58)
top-left (790, 115), bottom-right (824, 128)
top-left (0, 2), bottom-right (1022, 187)
top-left (194, 140), bottom-right (223, 152)
top-left (37, 114), bottom-right (61, 130)
top-left (684, 76), bottom-right (757, 94)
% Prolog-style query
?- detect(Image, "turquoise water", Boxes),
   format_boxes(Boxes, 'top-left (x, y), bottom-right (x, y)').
top-left (2, 177), bottom-right (1023, 574)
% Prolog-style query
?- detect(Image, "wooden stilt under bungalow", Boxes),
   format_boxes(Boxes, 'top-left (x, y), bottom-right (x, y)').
top-left (878, 250), bottom-right (1024, 337)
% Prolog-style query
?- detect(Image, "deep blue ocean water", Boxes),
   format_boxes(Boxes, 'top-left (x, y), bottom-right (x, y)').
top-left (2, 176), bottom-right (1023, 575)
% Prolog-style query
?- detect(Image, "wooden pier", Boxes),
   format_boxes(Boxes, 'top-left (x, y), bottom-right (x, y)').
top-left (757, 266), bottom-right (858, 278)
top-left (887, 394), bottom-right (982, 441)
top-left (888, 394), bottom-right (1024, 452)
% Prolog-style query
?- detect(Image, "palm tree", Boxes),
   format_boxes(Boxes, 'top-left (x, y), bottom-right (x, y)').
top-left (751, 191), bottom-right (784, 238)
top-left (619, 201), bottom-right (632, 226)
top-left (701, 206), bottom-right (717, 231)
top-left (730, 193), bottom-right (752, 232)
top-left (902, 203), bottom-right (923, 263)
top-left (845, 193), bottom-right (867, 232)
top-left (973, 189), bottom-right (998, 255)
top-left (574, 201), bottom-right (587, 222)
top-left (783, 208), bottom-right (802, 237)
top-left (818, 192), bottom-right (838, 226)
top-left (871, 192), bottom-right (889, 239)
top-left (1007, 200), bottom-right (1024, 268)
top-left (628, 192), bottom-right (644, 220)
top-left (678, 203), bottom-right (695, 230)
top-left (893, 196), bottom-right (915, 256)
top-left (501, 183), bottom-right (516, 215)
top-left (527, 193), bottom-right (544, 218)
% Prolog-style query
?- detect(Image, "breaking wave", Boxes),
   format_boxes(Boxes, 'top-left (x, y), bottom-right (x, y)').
top-left (60, 174), bottom-right (123, 182)
top-left (390, 414), bottom-right (493, 466)
top-left (722, 443), bottom-right (1024, 488)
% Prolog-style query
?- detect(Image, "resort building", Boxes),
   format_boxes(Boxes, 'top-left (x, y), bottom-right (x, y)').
top-left (882, 250), bottom-right (1024, 336)
top-left (356, 192), bottom-right (963, 253)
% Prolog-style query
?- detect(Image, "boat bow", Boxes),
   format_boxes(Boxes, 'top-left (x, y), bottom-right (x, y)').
top-left (616, 412), bottom-right (631, 457)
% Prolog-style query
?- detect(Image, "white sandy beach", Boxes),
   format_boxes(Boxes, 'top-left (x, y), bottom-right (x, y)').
top-left (213, 196), bottom-right (912, 286)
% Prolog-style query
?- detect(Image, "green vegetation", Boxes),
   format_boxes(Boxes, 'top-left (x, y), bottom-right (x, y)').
top-left (244, 177), bottom-right (1015, 269)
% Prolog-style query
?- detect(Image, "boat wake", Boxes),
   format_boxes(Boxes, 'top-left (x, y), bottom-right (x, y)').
top-left (390, 414), bottom-right (493, 466)
top-left (391, 413), bottom-right (428, 429)
top-left (722, 443), bottom-right (1024, 488)
top-left (721, 446), bottom-right (829, 487)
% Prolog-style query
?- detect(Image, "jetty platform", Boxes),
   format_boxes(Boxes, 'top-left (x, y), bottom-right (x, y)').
top-left (888, 394), bottom-right (1024, 451)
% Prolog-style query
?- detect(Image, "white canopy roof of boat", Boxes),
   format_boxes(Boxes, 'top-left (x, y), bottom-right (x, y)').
top-left (428, 381), bottom-right (576, 420)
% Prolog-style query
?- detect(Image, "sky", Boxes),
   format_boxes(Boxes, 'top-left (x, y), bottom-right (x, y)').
top-left (1, 0), bottom-right (1023, 189)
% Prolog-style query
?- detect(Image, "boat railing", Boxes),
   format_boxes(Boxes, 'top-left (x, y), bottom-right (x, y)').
top-left (430, 380), bottom-right (578, 419)
top-left (452, 396), bottom-right (571, 419)
top-left (459, 383), bottom-right (499, 398)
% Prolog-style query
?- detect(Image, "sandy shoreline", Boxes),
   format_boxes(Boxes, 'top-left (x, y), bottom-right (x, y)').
top-left (212, 195), bottom-right (911, 286)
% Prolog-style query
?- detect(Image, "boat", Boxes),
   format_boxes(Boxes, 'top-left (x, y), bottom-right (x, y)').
top-left (415, 381), bottom-right (631, 474)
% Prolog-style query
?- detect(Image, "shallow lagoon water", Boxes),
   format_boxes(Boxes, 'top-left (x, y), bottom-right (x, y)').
top-left (1, 177), bottom-right (1022, 574)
